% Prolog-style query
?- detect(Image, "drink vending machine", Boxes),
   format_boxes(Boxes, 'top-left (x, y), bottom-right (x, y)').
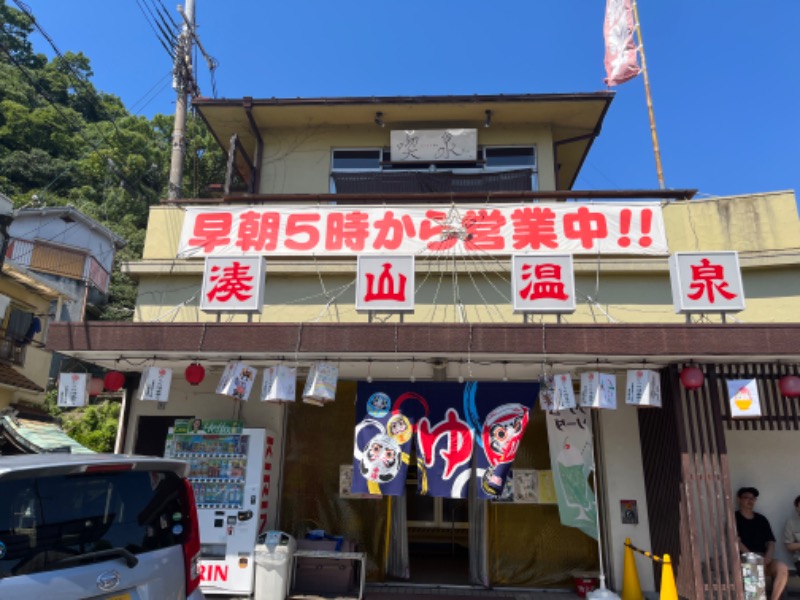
top-left (165, 419), bottom-right (278, 597)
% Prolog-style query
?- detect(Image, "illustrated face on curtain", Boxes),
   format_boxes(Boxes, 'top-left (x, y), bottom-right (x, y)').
top-left (480, 403), bottom-right (530, 496)
top-left (360, 434), bottom-right (402, 483)
top-left (352, 381), bottom-right (538, 500)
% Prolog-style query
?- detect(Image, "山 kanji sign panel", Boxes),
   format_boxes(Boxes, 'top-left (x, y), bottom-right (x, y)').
top-left (669, 251), bottom-right (745, 314)
top-left (177, 203), bottom-right (667, 258)
top-left (201, 256), bottom-right (266, 312)
top-left (512, 254), bottom-right (576, 313)
top-left (356, 255), bottom-right (414, 313)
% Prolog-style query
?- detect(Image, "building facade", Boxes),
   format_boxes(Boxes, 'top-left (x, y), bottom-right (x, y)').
top-left (47, 94), bottom-right (800, 596)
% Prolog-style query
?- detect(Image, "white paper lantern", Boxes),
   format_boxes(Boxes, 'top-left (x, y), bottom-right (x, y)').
top-left (140, 366), bottom-right (173, 402)
top-left (302, 361), bottom-right (338, 406)
top-left (580, 372), bottom-right (617, 409)
top-left (58, 373), bottom-right (88, 407)
top-left (625, 369), bottom-right (662, 407)
top-left (553, 373), bottom-right (577, 410)
top-left (216, 361), bottom-right (257, 401)
top-left (261, 365), bottom-right (297, 402)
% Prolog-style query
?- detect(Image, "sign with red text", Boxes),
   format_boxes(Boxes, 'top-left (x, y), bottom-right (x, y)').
top-left (139, 366), bottom-right (172, 402)
top-left (201, 256), bottom-right (266, 312)
top-left (669, 251), bottom-right (745, 313)
top-left (356, 255), bottom-right (414, 312)
top-left (177, 203), bottom-right (667, 258)
top-left (625, 369), bottom-right (662, 407)
top-left (512, 254), bottom-right (576, 313)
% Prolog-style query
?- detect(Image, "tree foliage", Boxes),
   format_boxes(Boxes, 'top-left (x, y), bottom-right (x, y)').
top-left (0, 0), bottom-right (226, 320)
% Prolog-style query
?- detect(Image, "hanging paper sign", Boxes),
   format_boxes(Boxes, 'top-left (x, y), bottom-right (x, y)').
top-left (352, 381), bottom-right (538, 499)
top-left (580, 372), bottom-right (617, 409)
top-left (727, 379), bottom-right (762, 418)
top-left (58, 373), bottom-right (88, 407)
top-left (140, 366), bottom-right (173, 402)
top-left (625, 369), bottom-right (662, 407)
top-left (302, 362), bottom-right (338, 405)
top-left (216, 361), bottom-right (257, 401)
top-left (539, 376), bottom-right (556, 411)
top-left (546, 408), bottom-right (598, 540)
top-left (261, 365), bottom-right (296, 402)
top-left (553, 373), bottom-right (577, 410)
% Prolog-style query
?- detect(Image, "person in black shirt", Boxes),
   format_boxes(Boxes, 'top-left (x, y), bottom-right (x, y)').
top-left (735, 486), bottom-right (789, 600)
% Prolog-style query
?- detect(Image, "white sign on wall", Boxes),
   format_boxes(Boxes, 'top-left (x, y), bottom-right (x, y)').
top-left (356, 255), bottom-right (415, 313)
top-left (512, 254), bottom-right (576, 313)
top-left (669, 251), bottom-right (745, 314)
top-left (727, 379), bottom-right (762, 418)
top-left (201, 256), bottom-right (266, 312)
top-left (390, 129), bottom-right (477, 162)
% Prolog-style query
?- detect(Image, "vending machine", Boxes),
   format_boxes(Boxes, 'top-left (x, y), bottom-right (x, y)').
top-left (165, 419), bottom-right (278, 596)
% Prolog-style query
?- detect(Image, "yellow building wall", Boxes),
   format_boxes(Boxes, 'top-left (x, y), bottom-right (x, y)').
top-left (135, 191), bottom-right (800, 325)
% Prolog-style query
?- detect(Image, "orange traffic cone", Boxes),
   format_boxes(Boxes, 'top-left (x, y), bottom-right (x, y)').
top-left (659, 554), bottom-right (678, 600)
top-left (622, 538), bottom-right (643, 600)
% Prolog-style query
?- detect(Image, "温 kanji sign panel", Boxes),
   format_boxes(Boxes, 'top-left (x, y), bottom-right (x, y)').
top-left (669, 251), bottom-right (745, 313)
top-left (177, 203), bottom-right (667, 258)
top-left (201, 256), bottom-right (266, 312)
top-left (512, 253), bottom-right (576, 313)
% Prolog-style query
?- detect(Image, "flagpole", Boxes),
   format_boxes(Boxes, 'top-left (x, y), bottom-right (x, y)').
top-left (631, 0), bottom-right (666, 190)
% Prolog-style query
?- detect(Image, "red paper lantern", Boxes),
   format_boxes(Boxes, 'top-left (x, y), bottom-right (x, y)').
top-left (778, 375), bottom-right (800, 398)
top-left (103, 371), bottom-right (125, 392)
top-left (88, 377), bottom-right (105, 396)
top-left (185, 362), bottom-right (206, 386)
top-left (680, 366), bottom-right (705, 390)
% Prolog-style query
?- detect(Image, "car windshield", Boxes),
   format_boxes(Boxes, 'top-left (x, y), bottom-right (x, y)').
top-left (0, 469), bottom-right (186, 578)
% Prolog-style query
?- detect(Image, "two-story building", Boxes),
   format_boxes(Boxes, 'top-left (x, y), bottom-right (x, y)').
top-left (47, 93), bottom-right (800, 598)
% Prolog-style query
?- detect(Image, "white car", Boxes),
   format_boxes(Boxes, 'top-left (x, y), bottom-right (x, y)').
top-left (0, 453), bottom-right (205, 599)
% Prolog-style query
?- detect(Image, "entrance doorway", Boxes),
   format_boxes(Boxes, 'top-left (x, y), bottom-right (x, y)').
top-left (405, 470), bottom-right (470, 584)
top-left (134, 415), bottom-right (192, 456)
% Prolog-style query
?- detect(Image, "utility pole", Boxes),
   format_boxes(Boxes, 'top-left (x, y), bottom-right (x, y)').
top-left (168, 0), bottom-right (196, 201)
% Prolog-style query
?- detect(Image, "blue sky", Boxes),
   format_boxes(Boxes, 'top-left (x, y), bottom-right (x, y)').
top-left (23, 0), bottom-right (800, 202)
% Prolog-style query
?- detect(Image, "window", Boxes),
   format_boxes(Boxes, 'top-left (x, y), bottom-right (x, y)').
top-left (0, 470), bottom-right (188, 578)
top-left (330, 145), bottom-right (538, 193)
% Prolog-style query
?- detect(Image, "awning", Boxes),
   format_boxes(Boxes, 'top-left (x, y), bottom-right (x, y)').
top-left (0, 413), bottom-right (94, 454)
top-left (0, 363), bottom-right (44, 392)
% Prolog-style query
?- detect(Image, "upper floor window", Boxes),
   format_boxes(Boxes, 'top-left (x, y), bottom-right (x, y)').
top-left (330, 145), bottom-right (537, 193)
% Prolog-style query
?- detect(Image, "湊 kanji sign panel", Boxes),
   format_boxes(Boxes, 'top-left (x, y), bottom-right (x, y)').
top-left (201, 256), bottom-right (266, 312)
top-left (177, 203), bottom-right (667, 258)
top-left (356, 255), bottom-right (415, 313)
top-left (669, 251), bottom-right (745, 314)
top-left (512, 254), bottom-right (576, 314)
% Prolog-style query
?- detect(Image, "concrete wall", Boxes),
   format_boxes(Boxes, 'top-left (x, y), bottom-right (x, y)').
top-left (726, 429), bottom-right (800, 567)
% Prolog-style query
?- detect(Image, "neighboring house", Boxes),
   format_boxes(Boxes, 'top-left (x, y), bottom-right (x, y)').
top-left (47, 93), bottom-right (800, 597)
top-left (7, 205), bottom-right (126, 321)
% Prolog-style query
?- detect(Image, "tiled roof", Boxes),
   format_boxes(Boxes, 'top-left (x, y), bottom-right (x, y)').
top-left (0, 414), bottom-right (94, 454)
top-left (0, 363), bottom-right (44, 392)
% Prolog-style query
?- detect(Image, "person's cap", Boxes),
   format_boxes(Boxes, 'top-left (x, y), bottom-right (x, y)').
top-left (737, 486), bottom-right (759, 498)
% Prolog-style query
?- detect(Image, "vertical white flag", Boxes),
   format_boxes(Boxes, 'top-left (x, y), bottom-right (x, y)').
top-left (604, 0), bottom-right (641, 86)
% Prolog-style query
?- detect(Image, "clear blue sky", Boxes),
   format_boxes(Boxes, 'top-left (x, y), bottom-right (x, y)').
top-left (23, 0), bottom-right (800, 202)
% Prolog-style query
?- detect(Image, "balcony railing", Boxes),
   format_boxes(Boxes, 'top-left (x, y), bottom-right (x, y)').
top-left (0, 330), bottom-right (27, 366)
top-left (5, 237), bottom-right (110, 294)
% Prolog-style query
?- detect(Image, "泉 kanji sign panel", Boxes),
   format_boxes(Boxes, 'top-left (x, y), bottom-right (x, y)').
top-left (512, 254), bottom-right (576, 313)
top-left (669, 251), bottom-right (745, 313)
top-left (177, 203), bottom-right (667, 258)
top-left (356, 255), bottom-right (414, 313)
top-left (201, 256), bottom-right (266, 312)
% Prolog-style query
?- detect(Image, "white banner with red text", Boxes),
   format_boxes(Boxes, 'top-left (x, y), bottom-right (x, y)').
top-left (176, 203), bottom-right (667, 258)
